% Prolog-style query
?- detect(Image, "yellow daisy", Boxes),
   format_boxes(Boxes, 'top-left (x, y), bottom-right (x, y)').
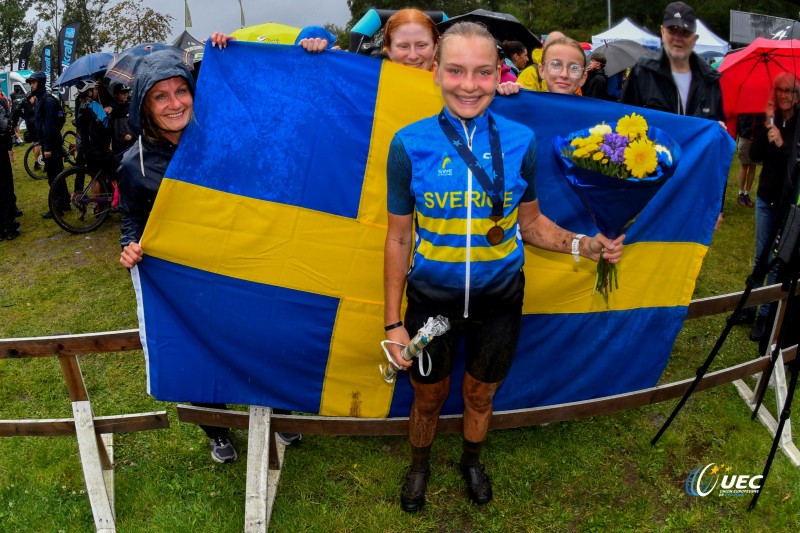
top-left (624, 139), bottom-right (657, 178)
top-left (616, 113), bottom-right (648, 139)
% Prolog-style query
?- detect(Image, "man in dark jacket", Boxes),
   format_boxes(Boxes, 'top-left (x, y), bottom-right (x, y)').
top-left (109, 84), bottom-right (134, 155)
top-left (0, 92), bottom-right (19, 240)
top-left (620, 2), bottom-right (723, 121)
top-left (28, 71), bottom-right (68, 218)
top-left (583, 51), bottom-right (611, 101)
top-left (620, 2), bottom-right (725, 229)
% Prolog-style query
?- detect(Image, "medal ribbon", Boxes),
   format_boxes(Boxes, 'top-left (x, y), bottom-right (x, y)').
top-left (437, 110), bottom-right (505, 223)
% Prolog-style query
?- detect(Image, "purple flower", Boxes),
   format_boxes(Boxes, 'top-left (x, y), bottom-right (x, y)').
top-left (600, 133), bottom-right (628, 164)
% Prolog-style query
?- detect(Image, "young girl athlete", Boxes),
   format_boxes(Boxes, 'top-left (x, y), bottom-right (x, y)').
top-left (383, 21), bottom-right (624, 512)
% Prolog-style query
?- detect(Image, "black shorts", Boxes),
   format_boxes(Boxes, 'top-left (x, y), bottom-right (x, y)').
top-left (404, 301), bottom-right (522, 385)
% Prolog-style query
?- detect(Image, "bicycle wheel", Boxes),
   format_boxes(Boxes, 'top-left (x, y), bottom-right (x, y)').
top-left (62, 130), bottom-right (78, 166)
top-left (48, 166), bottom-right (113, 234)
top-left (24, 144), bottom-right (48, 180)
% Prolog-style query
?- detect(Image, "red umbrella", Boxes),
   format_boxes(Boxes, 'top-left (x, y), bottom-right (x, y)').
top-left (718, 38), bottom-right (800, 116)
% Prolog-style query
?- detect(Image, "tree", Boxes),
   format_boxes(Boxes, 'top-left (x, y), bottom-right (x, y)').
top-left (98, 0), bottom-right (175, 52)
top-left (0, 0), bottom-right (35, 70)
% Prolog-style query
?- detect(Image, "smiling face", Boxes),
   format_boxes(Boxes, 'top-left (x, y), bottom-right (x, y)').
top-left (144, 76), bottom-right (193, 144)
top-left (434, 34), bottom-right (499, 120)
top-left (539, 43), bottom-right (587, 95)
top-left (386, 22), bottom-right (437, 71)
top-left (774, 77), bottom-right (800, 115)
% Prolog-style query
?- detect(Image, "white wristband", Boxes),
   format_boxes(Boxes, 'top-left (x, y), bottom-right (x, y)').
top-left (572, 234), bottom-right (586, 262)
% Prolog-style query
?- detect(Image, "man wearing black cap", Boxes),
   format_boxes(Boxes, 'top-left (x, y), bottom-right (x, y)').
top-left (620, 2), bottom-right (723, 120)
top-left (621, 2), bottom-right (725, 230)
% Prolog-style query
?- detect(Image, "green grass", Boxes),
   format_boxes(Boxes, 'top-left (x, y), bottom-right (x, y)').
top-left (1, 144), bottom-right (799, 531)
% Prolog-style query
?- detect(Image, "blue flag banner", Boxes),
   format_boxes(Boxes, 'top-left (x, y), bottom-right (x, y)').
top-left (132, 41), bottom-right (734, 417)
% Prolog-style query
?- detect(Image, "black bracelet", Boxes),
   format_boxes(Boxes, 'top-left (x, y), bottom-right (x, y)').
top-left (384, 321), bottom-right (403, 331)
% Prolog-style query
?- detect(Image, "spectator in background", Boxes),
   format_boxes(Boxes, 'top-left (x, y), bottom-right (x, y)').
top-left (620, 2), bottom-right (725, 230)
top-left (0, 90), bottom-right (19, 240)
top-left (72, 79), bottom-right (116, 178)
top-left (109, 84), bottom-right (134, 155)
top-left (620, 2), bottom-right (723, 120)
top-left (502, 40), bottom-right (528, 77)
top-left (583, 51), bottom-right (611, 100)
top-left (736, 114), bottom-right (759, 208)
top-left (28, 71), bottom-right (69, 219)
top-left (748, 72), bottom-right (800, 342)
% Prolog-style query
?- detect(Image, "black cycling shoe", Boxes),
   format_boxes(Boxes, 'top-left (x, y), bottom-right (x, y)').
top-left (400, 468), bottom-right (430, 513)
top-left (460, 462), bottom-right (492, 505)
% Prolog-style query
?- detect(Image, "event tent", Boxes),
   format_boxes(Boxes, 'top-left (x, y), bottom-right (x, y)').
top-left (694, 19), bottom-right (729, 57)
top-left (591, 18), bottom-right (660, 50)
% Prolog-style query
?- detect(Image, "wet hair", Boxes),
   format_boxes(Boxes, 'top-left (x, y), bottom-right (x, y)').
top-left (140, 75), bottom-right (194, 144)
top-left (383, 8), bottom-right (439, 50)
top-left (590, 51), bottom-right (607, 66)
top-left (770, 71), bottom-right (800, 112)
top-left (502, 40), bottom-right (527, 58)
top-left (542, 36), bottom-right (586, 67)
top-left (436, 21), bottom-right (499, 64)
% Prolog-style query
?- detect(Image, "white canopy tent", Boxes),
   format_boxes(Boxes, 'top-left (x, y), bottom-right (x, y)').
top-left (592, 18), bottom-right (661, 50)
top-left (694, 19), bottom-right (729, 57)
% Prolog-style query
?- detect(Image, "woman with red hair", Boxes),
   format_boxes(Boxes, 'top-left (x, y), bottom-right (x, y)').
top-left (380, 9), bottom-right (439, 71)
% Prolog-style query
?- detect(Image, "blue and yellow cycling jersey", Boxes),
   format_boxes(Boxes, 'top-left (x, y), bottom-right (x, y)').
top-left (388, 108), bottom-right (537, 317)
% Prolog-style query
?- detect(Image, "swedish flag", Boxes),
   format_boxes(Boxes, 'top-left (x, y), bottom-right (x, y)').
top-left (132, 42), bottom-right (734, 417)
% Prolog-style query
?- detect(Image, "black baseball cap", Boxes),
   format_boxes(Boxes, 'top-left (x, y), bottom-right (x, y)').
top-left (663, 2), bottom-right (697, 33)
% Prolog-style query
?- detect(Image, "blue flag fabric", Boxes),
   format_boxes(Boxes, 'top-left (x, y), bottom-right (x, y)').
top-left (132, 41), bottom-right (734, 418)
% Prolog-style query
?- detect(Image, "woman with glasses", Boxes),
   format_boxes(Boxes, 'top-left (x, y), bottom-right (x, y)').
top-left (748, 72), bottom-right (800, 342)
top-left (384, 21), bottom-right (623, 513)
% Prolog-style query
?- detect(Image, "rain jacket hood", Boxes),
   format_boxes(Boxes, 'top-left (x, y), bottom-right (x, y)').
top-left (28, 71), bottom-right (47, 98)
top-left (128, 50), bottom-right (195, 137)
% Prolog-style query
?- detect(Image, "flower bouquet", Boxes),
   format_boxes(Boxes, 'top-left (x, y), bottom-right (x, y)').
top-left (552, 113), bottom-right (681, 307)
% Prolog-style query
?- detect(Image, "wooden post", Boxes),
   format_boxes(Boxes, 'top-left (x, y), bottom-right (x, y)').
top-left (244, 406), bottom-right (285, 532)
top-left (57, 355), bottom-right (116, 531)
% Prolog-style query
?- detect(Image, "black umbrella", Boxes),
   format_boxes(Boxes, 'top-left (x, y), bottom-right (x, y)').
top-left (437, 9), bottom-right (542, 52)
top-left (770, 20), bottom-right (800, 40)
top-left (172, 30), bottom-right (204, 63)
top-left (592, 39), bottom-right (651, 77)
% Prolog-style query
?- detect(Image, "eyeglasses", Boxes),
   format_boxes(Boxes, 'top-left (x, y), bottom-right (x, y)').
top-left (776, 87), bottom-right (799, 96)
top-left (664, 25), bottom-right (693, 38)
top-left (545, 60), bottom-right (584, 80)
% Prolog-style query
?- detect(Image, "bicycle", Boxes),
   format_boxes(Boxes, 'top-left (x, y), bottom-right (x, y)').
top-left (23, 130), bottom-right (78, 180)
top-left (48, 164), bottom-right (117, 234)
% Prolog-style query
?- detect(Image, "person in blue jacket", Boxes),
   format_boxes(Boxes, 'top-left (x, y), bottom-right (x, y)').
top-left (383, 21), bottom-right (624, 512)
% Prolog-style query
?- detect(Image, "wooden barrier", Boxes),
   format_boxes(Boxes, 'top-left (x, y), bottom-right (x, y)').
top-left (0, 331), bottom-right (168, 533)
top-left (2, 283), bottom-right (798, 531)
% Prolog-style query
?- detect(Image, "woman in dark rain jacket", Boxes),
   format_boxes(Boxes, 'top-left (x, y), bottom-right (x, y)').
top-left (116, 50), bottom-right (241, 465)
